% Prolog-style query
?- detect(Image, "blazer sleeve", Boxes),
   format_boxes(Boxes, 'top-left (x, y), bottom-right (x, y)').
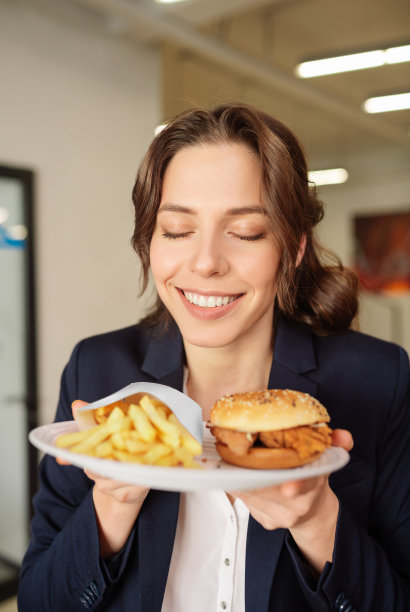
top-left (18, 341), bottom-right (138, 612)
top-left (286, 345), bottom-right (410, 611)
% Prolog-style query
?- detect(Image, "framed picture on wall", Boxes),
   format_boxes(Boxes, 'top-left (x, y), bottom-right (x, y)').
top-left (353, 210), bottom-right (410, 294)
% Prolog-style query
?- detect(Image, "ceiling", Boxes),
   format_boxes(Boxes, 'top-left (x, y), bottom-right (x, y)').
top-left (70, 0), bottom-right (410, 169)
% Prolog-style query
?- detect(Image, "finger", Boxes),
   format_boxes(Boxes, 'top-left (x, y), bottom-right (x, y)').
top-left (56, 457), bottom-right (70, 466)
top-left (84, 469), bottom-right (130, 489)
top-left (280, 475), bottom-right (327, 498)
top-left (72, 400), bottom-right (88, 419)
top-left (332, 428), bottom-right (354, 451)
top-left (233, 475), bottom-right (325, 503)
top-left (84, 469), bottom-right (110, 482)
top-left (280, 480), bottom-right (305, 498)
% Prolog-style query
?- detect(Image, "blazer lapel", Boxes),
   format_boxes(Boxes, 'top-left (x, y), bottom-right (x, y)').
top-left (137, 326), bottom-right (184, 610)
top-left (245, 316), bottom-right (319, 611)
top-left (268, 361), bottom-right (317, 397)
top-left (137, 490), bottom-right (180, 612)
top-left (269, 315), bottom-right (318, 397)
top-left (141, 323), bottom-right (185, 390)
top-left (245, 519), bottom-right (287, 611)
top-left (140, 316), bottom-right (318, 394)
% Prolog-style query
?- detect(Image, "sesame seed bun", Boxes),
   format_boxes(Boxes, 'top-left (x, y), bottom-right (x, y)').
top-left (210, 389), bottom-right (330, 433)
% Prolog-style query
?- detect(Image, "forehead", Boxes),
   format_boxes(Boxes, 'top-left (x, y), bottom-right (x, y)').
top-left (161, 142), bottom-right (262, 207)
top-left (165, 141), bottom-right (259, 171)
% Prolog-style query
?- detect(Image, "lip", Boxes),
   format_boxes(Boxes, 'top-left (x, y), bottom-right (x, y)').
top-left (176, 288), bottom-right (245, 320)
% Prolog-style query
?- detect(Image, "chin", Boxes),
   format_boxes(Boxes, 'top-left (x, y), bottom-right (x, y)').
top-left (182, 328), bottom-right (238, 349)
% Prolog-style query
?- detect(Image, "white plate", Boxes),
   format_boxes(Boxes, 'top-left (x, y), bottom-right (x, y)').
top-left (29, 422), bottom-right (350, 492)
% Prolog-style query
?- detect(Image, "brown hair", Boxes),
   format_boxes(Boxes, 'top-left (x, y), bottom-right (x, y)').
top-left (131, 103), bottom-right (358, 335)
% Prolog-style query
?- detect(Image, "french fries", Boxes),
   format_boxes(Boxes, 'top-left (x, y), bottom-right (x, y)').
top-left (56, 395), bottom-right (202, 468)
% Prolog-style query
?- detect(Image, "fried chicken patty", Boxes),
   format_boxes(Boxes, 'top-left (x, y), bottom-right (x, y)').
top-left (211, 424), bottom-right (332, 459)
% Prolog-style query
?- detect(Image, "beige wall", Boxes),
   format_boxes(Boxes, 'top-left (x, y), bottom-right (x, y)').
top-left (0, 0), bottom-right (161, 423)
top-left (161, 43), bottom-right (410, 356)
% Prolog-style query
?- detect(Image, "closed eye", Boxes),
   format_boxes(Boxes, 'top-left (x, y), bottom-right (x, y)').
top-left (231, 233), bottom-right (265, 241)
top-left (162, 231), bottom-right (192, 240)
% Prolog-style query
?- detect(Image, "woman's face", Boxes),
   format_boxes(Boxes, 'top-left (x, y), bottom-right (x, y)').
top-left (150, 142), bottom-right (281, 350)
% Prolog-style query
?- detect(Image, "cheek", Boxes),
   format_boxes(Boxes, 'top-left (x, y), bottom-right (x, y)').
top-left (241, 248), bottom-right (281, 290)
top-left (149, 237), bottom-right (180, 284)
top-left (149, 237), bottom-right (166, 283)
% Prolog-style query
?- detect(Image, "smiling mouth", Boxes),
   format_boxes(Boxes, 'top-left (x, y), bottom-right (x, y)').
top-left (181, 290), bottom-right (242, 308)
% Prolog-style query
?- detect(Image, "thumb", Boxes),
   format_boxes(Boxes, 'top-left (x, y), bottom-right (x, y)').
top-left (332, 428), bottom-right (354, 451)
top-left (71, 400), bottom-right (88, 420)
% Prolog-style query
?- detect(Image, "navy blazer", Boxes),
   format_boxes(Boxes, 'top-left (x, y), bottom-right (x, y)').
top-left (19, 317), bottom-right (410, 611)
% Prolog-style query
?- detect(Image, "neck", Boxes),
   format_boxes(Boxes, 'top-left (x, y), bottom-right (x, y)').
top-left (183, 330), bottom-right (274, 421)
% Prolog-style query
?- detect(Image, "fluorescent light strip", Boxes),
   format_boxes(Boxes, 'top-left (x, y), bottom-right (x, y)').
top-left (296, 44), bottom-right (410, 78)
top-left (363, 92), bottom-right (410, 113)
top-left (308, 168), bottom-right (348, 186)
top-left (154, 0), bottom-right (191, 4)
top-left (154, 123), bottom-right (167, 136)
top-left (385, 45), bottom-right (410, 64)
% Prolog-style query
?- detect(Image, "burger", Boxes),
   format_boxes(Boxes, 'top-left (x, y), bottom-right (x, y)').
top-left (209, 389), bottom-right (332, 469)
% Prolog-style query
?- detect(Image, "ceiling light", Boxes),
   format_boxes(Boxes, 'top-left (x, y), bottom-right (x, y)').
top-left (308, 168), bottom-right (348, 186)
top-left (154, 123), bottom-right (167, 136)
top-left (295, 44), bottom-right (410, 78)
top-left (363, 92), bottom-right (410, 113)
top-left (154, 0), bottom-right (191, 4)
top-left (385, 44), bottom-right (410, 64)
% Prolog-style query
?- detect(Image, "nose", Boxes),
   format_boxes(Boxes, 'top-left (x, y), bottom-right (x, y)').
top-left (188, 232), bottom-right (229, 277)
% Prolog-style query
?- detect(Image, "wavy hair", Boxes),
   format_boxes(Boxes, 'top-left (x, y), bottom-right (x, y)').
top-left (131, 103), bottom-right (358, 335)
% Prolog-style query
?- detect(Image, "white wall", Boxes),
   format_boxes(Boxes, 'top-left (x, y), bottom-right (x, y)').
top-left (0, 0), bottom-right (161, 423)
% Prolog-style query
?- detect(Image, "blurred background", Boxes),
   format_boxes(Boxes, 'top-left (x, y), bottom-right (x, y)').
top-left (0, 0), bottom-right (409, 607)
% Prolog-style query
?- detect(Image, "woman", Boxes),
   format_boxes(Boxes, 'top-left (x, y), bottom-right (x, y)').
top-left (19, 104), bottom-right (410, 611)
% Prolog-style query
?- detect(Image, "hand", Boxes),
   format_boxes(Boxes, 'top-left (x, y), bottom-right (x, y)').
top-left (57, 400), bottom-right (150, 555)
top-left (230, 428), bottom-right (353, 573)
top-left (58, 399), bottom-right (149, 503)
top-left (56, 400), bottom-right (89, 466)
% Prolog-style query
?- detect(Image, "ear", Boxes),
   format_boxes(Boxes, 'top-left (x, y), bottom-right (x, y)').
top-left (296, 234), bottom-right (306, 267)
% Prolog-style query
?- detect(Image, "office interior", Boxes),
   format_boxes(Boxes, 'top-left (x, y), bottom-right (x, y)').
top-left (0, 0), bottom-right (409, 609)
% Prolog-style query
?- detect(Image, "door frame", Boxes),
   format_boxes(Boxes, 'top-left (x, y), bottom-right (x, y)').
top-left (0, 165), bottom-right (37, 600)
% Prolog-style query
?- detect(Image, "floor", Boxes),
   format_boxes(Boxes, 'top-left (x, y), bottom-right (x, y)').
top-left (0, 557), bottom-right (18, 611)
top-left (0, 598), bottom-right (17, 612)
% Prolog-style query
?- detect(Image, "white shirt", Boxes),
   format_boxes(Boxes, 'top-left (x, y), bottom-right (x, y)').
top-left (161, 428), bottom-right (250, 612)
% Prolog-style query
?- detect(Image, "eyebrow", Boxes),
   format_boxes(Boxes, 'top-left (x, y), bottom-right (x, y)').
top-left (158, 203), bottom-right (266, 216)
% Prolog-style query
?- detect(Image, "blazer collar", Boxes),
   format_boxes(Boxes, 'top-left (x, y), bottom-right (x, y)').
top-left (141, 315), bottom-right (318, 394)
top-left (245, 522), bottom-right (287, 611)
top-left (268, 315), bottom-right (318, 397)
top-left (141, 322), bottom-right (185, 389)
top-left (274, 314), bottom-right (317, 374)
top-left (137, 490), bottom-right (180, 612)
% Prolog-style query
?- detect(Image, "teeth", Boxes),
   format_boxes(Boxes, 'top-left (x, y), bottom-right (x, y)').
top-left (184, 292), bottom-right (237, 308)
